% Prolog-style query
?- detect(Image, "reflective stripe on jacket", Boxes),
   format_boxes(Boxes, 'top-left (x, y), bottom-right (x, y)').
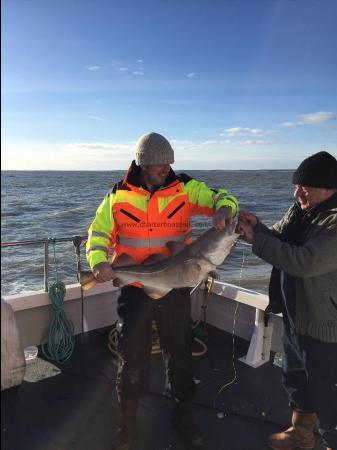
top-left (86, 161), bottom-right (238, 269)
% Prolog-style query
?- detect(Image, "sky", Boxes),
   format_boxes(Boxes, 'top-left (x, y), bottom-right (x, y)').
top-left (2, 0), bottom-right (337, 170)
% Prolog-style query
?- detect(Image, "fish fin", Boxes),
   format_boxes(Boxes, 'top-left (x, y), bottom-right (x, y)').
top-left (181, 261), bottom-right (204, 285)
top-left (189, 279), bottom-right (205, 295)
top-left (79, 270), bottom-right (97, 290)
top-left (112, 254), bottom-right (136, 268)
top-left (166, 241), bottom-right (187, 255)
top-left (111, 279), bottom-right (170, 298)
top-left (185, 260), bottom-right (202, 270)
top-left (142, 286), bottom-right (171, 299)
top-left (142, 253), bottom-right (168, 265)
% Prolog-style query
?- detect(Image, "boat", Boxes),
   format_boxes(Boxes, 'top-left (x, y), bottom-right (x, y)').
top-left (1, 236), bottom-right (325, 450)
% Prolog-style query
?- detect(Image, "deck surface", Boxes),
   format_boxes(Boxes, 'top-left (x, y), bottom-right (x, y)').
top-left (1, 325), bottom-right (325, 450)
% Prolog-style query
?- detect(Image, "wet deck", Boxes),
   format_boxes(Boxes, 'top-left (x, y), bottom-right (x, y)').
top-left (1, 325), bottom-right (325, 450)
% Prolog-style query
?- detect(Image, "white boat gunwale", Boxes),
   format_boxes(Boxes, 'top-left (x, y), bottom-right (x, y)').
top-left (3, 280), bottom-right (283, 370)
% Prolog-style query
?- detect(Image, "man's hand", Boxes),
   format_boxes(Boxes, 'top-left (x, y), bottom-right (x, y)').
top-left (238, 211), bottom-right (258, 244)
top-left (237, 222), bottom-right (255, 244)
top-left (92, 262), bottom-right (115, 283)
top-left (213, 206), bottom-right (233, 230)
top-left (238, 211), bottom-right (258, 227)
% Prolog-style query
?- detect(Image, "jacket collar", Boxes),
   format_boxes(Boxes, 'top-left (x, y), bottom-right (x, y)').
top-left (123, 160), bottom-right (179, 192)
top-left (317, 191), bottom-right (337, 210)
top-left (302, 191), bottom-right (337, 217)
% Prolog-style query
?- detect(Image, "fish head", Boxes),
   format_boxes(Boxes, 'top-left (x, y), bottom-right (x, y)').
top-left (198, 223), bottom-right (239, 267)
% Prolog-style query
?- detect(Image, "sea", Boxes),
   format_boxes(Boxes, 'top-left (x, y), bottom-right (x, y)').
top-left (1, 170), bottom-right (295, 296)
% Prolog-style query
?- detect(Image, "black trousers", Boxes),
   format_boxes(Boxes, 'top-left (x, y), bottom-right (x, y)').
top-left (116, 286), bottom-right (195, 403)
top-left (282, 318), bottom-right (337, 448)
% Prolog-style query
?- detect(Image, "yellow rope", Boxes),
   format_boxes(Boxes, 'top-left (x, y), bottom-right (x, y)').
top-left (108, 320), bottom-right (207, 358)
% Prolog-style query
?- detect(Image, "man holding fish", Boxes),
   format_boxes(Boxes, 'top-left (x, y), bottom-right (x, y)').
top-left (86, 132), bottom-right (239, 449)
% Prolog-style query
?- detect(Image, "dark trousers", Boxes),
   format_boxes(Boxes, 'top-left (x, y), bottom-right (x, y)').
top-left (116, 286), bottom-right (195, 404)
top-left (282, 319), bottom-right (337, 448)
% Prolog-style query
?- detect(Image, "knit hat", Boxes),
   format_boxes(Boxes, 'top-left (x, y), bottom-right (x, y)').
top-left (292, 151), bottom-right (337, 189)
top-left (135, 132), bottom-right (174, 166)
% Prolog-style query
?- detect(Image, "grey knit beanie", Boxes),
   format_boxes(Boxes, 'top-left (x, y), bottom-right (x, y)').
top-left (135, 132), bottom-right (174, 166)
top-left (292, 151), bottom-right (337, 189)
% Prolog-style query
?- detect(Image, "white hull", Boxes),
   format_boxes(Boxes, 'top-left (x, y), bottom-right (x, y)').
top-left (3, 281), bottom-right (283, 369)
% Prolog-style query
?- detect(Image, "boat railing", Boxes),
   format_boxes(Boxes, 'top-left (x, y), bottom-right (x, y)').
top-left (1, 235), bottom-right (87, 293)
top-left (2, 234), bottom-right (252, 294)
top-left (2, 237), bottom-right (281, 367)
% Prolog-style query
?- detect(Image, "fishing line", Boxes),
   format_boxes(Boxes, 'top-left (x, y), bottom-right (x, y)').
top-left (213, 239), bottom-right (246, 409)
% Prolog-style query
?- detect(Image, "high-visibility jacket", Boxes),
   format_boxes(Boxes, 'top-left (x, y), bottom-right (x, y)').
top-left (86, 161), bottom-right (238, 269)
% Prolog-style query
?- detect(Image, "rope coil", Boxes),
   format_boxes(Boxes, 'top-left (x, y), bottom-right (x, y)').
top-left (42, 240), bottom-right (75, 364)
top-left (42, 280), bottom-right (75, 363)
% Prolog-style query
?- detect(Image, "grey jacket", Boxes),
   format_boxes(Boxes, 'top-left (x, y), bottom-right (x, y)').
top-left (252, 200), bottom-right (337, 343)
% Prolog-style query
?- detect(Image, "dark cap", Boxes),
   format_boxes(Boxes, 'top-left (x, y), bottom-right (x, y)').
top-left (292, 151), bottom-right (337, 189)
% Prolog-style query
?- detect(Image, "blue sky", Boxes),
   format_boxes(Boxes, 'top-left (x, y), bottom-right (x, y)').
top-left (2, 0), bottom-right (337, 170)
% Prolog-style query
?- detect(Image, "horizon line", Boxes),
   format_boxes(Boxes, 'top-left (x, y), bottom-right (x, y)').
top-left (1, 168), bottom-right (295, 172)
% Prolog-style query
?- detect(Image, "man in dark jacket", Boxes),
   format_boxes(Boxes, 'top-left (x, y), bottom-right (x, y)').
top-left (238, 151), bottom-right (337, 450)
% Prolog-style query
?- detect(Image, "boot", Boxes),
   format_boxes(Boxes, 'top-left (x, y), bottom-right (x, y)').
top-left (171, 401), bottom-right (204, 448)
top-left (267, 411), bottom-right (316, 450)
top-left (112, 398), bottom-right (138, 450)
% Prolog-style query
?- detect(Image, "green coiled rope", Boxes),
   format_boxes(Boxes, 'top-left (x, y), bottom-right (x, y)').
top-left (41, 240), bottom-right (75, 364)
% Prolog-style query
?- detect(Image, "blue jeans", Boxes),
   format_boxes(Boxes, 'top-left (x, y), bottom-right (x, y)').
top-left (282, 319), bottom-right (337, 448)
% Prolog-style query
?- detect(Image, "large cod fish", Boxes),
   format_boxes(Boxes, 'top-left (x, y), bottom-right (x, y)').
top-left (80, 224), bottom-right (239, 299)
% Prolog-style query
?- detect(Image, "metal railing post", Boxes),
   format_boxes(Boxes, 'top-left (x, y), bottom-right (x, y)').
top-left (44, 241), bottom-right (49, 292)
top-left (1, 235), bottom-right (87, 292)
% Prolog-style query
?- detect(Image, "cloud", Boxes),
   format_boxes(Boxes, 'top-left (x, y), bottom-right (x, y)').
top-left (279, 111), bottom-right (336, 128)
top-left (219, 139), bottom-right (271, 145)
top-left (234, 140), bottom-right (272, 145)
top-left (61, 142), bottom-right (134, 166)
top-left (279, 121), bottom-right (297, 128)
top-left (170, 139), bottom-right (272, 151)
top-left (111, 60), bottom-right (122, 67)
top-left (203, 140), bottom-right (218, 145)
top-left (187, 72), bottom-right (196, 78)
top-left (3, 138), bottom-right (301, 171)
top-left (299, 111), bottom-right (336, 125)
top-left (221, 127), bottom-right (263, 137)
top-left (85, 65), bottom-right (100, 71)
top-left (111, 59), bottom-right (144, 75)
top-left (64, 142), bottom-right (133, 152)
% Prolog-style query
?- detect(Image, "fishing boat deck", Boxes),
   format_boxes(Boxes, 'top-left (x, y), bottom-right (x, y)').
top-left (1, 325), bottom-right (325, 450)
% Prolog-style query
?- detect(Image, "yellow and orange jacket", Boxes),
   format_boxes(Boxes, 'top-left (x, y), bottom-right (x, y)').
top-left (86, 162), bottom-right (239, 269)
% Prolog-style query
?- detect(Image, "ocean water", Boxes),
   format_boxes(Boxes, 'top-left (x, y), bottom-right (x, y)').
top-left (1, 170), bottom-right (294, 296)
